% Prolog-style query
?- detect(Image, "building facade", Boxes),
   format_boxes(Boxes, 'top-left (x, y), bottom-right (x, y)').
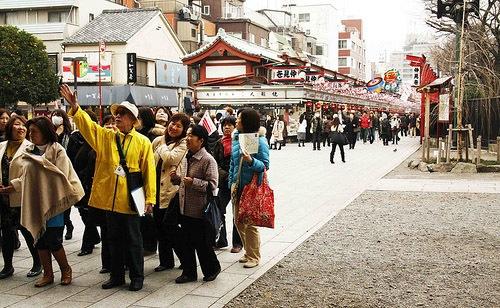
top-left (282, 0), bottom-right (339, 70)
top-left (0, 0), bottom-right (126, 74)
top-left (337, 19), bottom-right (366, 81)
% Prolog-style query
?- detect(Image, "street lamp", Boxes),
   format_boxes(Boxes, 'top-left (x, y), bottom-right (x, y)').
top-left (63, 56), bottom-right (87, 92)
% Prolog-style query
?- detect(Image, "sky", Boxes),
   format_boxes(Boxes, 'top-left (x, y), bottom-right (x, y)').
top-left (245, 0), bottom-right (435, 62)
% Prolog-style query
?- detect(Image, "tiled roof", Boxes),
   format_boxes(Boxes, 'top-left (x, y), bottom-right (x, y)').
top-left (63, 8), bottom-right (158, 45)
top-left (183, 28), bottom-right (285, 62)
top-left (0, 0), bottom-right (76, 10)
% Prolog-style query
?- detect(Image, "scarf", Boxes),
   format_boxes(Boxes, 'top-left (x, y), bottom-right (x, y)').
top-left (222, 135), bottom-right (232, 157)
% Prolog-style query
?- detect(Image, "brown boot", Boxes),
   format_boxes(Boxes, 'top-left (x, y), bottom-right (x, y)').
top-left (52, 247), bottom-right (72, 285)
top-left (35, 250), bottom-right (54, 287)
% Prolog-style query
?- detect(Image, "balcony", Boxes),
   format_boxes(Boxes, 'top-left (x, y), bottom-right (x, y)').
top-left (140, 0), bottom-right (183, 13)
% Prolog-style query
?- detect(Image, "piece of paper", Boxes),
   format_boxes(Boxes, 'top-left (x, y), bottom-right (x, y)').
top-left (239, 133), bottom-right (259, 154)
top-left (131, 186), bottom-right (146, 215)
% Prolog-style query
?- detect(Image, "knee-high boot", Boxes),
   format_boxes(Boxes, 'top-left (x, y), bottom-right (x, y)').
top-left (52, 247), bottom-right (72, 285)
top-left (35, 250), bottom-right (54, 287)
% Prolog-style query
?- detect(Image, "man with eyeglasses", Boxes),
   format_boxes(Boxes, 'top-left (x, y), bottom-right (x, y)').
top-left (60, 84), bottom-right (155, 292)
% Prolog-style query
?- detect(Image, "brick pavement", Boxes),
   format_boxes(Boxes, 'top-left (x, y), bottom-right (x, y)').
top-left (0, 138), bottom-right (422, 308)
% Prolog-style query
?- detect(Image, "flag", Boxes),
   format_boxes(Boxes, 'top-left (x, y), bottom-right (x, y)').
top-left (200, 111), bottom-right (217, 135)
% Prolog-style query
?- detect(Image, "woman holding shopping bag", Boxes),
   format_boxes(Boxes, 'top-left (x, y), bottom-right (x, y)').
top-left (228, 108), bottom-right (270, 268)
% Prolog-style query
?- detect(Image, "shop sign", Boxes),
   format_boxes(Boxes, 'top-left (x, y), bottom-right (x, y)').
top-left (197, 88), bottom-right (288, 100)
top-left (438, 93), bottom-right (450, 122)
top-left (156, 60), bottom-right (187, 87)
top-left (62, 52), bottom-right (112, 83)
top-left (271, 68), bottom-right (301, 81)
top-left (127, 53), bottom-right (137, 84)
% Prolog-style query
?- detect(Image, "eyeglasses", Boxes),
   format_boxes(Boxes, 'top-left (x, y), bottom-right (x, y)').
top-left (115, 109), bottom-right (129, 116)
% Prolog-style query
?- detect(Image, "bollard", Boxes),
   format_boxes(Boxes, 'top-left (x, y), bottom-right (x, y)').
top-left (476, 136), bottom-right (481, 165)
top-left (497, 137), bottom-right (500, 163)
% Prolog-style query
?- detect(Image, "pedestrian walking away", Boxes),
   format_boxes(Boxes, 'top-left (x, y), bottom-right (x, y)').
top-left (61, 84), bottom-right (156, 292)
top-left (311, 112), bottom-right (323, 150)
top-left (329, 115), bottom-right (346, 164)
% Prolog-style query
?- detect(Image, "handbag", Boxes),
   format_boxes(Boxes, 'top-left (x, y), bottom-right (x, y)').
top-left (115, 133), bottom-right (144, 214)
top-left (203, 186), bottom-right (223, 244)
top-left (237, 170), bottom-right (275, 228)
top-left (331, 127), bottom-right (348, 145)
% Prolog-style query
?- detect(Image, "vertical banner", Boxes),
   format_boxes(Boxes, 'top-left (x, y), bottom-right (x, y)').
top-left (438, 93), bottom-right (450, 122)
top-left (127, 53), bottom-right (137, 84)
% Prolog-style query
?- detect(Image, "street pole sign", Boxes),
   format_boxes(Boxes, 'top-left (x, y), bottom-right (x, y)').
top-left (127, 53), bottom-right (137, 84)
top-left (98, 41), bottom-right (105, 124)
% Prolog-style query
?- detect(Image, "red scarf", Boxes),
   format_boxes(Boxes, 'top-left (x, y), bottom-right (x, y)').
top-left (222, 135), bottom-right (232, 157)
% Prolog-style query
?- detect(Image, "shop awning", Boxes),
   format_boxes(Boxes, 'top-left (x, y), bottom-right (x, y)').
top-left (75, 85), bottom-right (178, 107)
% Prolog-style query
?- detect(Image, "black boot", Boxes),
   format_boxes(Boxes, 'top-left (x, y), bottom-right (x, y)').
top-left (330, 152), bottom-right (334, 164)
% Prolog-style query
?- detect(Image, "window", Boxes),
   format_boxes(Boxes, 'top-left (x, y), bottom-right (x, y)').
top-left (338, 58), bottom-right (347, 66)
top-left (261, 37), bottom-right (267, 47)
top-left (249, 33), bottom-right (255, 44)
top-left (0, 13), bottom-right (5, 25)
top-left (202, 5), bottom-right (210, 15)
top-left (6, 12), bottom-right (26, 25)
top-left (316, 45), bottom-right (323, 55)
top-left (338, 40), bottom-right (347, 49)
top-left (136, 59), bottom-right (148, 85)
top-left (298, 13), bottom-right (310, 22)
top-left (307, 42), bottom-right (312, 47)
top-left (89, 13), bottom-right (94, 21)
top-left (48, 11), bottom-right (68, 23)
top-left (305, 29), bottom-right (310, 35)
top-left (191, 28), bottom-right (196, 38)
top-left (28, 11), bottom-right (37, 24)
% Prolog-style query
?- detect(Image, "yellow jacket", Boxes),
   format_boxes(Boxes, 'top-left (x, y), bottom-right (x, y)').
top-left (69, 107), bottom-right (156, 214)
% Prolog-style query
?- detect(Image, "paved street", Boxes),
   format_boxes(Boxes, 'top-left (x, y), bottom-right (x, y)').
top-left (0, 137), bottom-right (462, 308)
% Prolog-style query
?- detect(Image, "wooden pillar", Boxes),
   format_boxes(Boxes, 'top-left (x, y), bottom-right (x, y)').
top-left (497, 137), bottom-right (500, 163)
top-left (476, 136), bottom-right (481, 165)
top-left (424, 91), bottom-right (431, 162)
top-left (446, 124), bottom-right (452, 163)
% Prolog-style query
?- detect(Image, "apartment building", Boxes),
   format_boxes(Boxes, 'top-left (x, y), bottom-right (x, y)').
top-left (337, 19), bottom-right (366, 81)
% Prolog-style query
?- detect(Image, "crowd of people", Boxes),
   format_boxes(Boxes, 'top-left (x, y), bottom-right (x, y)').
top-left (0, 85), bottom-right (270, 292)
top-left (265, 108), bottom-right (420, 163)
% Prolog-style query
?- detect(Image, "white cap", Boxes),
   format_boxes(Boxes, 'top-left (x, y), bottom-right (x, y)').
top-left (110, 101), bottom-right (139, 120)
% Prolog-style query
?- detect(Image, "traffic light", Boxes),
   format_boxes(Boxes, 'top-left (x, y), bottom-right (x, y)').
top-left (437, 0), bottom-right (455, 19)
top-left (412, 67), bottom-right (421, 86)
top-left (466, 0), bottom-right (480, 17)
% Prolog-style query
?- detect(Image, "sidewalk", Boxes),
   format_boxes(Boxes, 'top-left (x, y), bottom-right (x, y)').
top-left (0, 138), bottom-right (421, 308)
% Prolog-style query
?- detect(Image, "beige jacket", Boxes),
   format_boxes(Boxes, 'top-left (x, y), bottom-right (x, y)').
top-left (152, 136), bottom-right (187, 209)
top-left (0, 139), bottom-right (32, 207)
top-left (13, 142), bottom-right (84, 242)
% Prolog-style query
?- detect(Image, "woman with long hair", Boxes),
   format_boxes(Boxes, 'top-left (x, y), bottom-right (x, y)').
top-left (228, 108), bottom-right (270, 269)
top-left (0, 109), bottom-right (10, 142)
top-left (0, 116), bottom-right (41, 279)
top-left (329, 115), bottom-right (346, 164)
top-left (50, 109), bottom-right (74, 240)
top-left (151, 113), bottom-right (190, 272)
top-left (137, 107), bottom-right (165, 141)
top-left (154, 107), bottom-right (173, 128)
top-left (7, 116), bottom-right (84, 287)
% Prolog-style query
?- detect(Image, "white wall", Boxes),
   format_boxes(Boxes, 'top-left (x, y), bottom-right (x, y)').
top-left (285, 2), bottom-right (340, 70)
top-left (64, 13), bottom-right (186, 86)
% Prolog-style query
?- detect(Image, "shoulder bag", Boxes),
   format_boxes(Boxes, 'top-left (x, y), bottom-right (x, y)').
top-left (115, 133), bottom-right (144, 214)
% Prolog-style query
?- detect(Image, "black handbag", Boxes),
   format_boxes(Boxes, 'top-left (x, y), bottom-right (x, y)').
top-left (331, 127), bottom-right (348, 145)
top-left (203, 186), bottom-right (223, 245)
top-left (115, 133), bottom-right (143, 213)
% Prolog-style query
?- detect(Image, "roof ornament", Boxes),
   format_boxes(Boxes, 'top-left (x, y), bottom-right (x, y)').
top-left (217, 28), bottom-right (226, 37)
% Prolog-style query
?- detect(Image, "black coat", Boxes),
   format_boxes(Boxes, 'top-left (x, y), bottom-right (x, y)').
top-left (66, 131), bottom-right (96, 207)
